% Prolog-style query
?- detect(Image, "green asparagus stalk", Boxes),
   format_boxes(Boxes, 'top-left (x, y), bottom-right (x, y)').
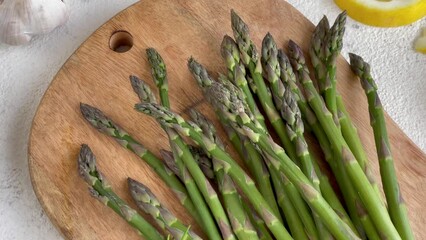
top-left (218, 68), bottom-right (309, 239)
top-left (79, 103), bottom-right (202, 225)
top-left (355, 199), bottom-right (381, 240)
top-left (241, 202), bottom-right (274, 240)
top-left (270, 167), bottom-right (308, 240)
top-left (128, 178), bottom-right (201, 240)
top-left (131, 74), bottom-right (227, 240)
top-left (231, 10), bottom-right (298, 161)
top-left (136, 83), bottom-right (359, 240)
top-left (261, 32), bottom-right (321, 240)
top-left (349, 53), bottom-right (414, 240)
top-left (130, 75), bottom-right (157, 104)
top-left (221, 35), bottom-right (266, 127)
top-left (219, 38), bottom-right (282, 220)
top-left (310, 15), bottom-right (382, 201)
top-left (311, 15), bottom-right (383, 201)
top-left (192, 147), bottom-right (273, 240)
top-left (336, 98), bottom-right (383, 205)
top-left (211, 83), bottom-right (355, 239)
top-left (144, 51), bottom-right (231, 239)
top-left (189, 109), bottom-right (259, 240)
top-left (310, 16), bottom-right (329, 95)
top-left (266, 38), bottom-right (332, 240)
top-left (189, 148), bottom-right (216, 180)
top-left (277, 49), bottom-right (362, 237)
top-left (288, 40), bottom-right (400, 240)
top-left (78, 144), bottom-right (164, 240)
top-left (220, 122), bottom-right (282, 240)
top-left (147, 48), bottom-right (170, 108)
top-left (189, 57), bottom-right (282, 221)
top-left (160, 150), bottom-right (182, 179)
top-left (309, 21), bottom-right (383, 237)
top-left (291, 42), bottom-right (368, 239)
top-left (205, 81), bottom-right (360, 240)
top-left (323, 11), bottom-right (347, 118)
top-left (285, 43), bottom-right (367, 239)
top-left (219, 71), bottom-right (302, 237)
top-left (281, 41), bottom-right (361, 239)
top-left (135, 102), bottom-right (293, 240)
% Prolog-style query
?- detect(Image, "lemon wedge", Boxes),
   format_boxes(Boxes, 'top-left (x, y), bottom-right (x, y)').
top-left (334, 0), bottom-right (426, 27)
top-left (414, 28), bottom-right (426, 53)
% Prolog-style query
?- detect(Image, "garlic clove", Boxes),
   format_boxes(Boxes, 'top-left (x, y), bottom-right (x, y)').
top-left (25, 0), bottom-right (69, 34)
top-left (0, 0), bottom-right (69, 45)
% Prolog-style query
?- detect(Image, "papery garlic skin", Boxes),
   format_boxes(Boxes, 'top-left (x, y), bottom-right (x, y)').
top-left (0, 0), bottom-right (69, 45)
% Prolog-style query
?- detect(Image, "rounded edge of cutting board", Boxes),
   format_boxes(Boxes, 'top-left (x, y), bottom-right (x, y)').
top-left (27, 2), bottom-right (141, 239)
top-left (28, 0), bottom-right (426, 239)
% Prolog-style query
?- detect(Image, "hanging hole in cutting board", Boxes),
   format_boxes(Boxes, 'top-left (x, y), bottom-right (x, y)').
top-left (109, 31), bottom-right (133, 53)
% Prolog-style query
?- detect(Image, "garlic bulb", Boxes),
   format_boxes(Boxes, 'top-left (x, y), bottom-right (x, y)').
top-left (0, 0), bottom-right (69, 45)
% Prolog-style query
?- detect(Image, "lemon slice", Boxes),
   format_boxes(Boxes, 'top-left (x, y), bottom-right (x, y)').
top-left (414, 28), bottom-right (426, 53)
top-left (334, 0), bottom-right (426, 27)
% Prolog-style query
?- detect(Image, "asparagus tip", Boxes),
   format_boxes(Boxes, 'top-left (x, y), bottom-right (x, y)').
top-left (145, 47), bottom-right (157, 57)
top-left (288, 40), bottom-right (305, 64)
top-left (348, 53), bottom-right (369, 76)
top-left (78, 144), bottom-right (98, 186)
top-left (80, 103), bottom-right (104, 124)
top-left (129, 75), bottom-right (156, 104)
top-left (160, 149), bottom-right (181, 177)
top-left (129, 75), bottom-right (142, 92)
top-left (127, 177), bottom-right (138, 188)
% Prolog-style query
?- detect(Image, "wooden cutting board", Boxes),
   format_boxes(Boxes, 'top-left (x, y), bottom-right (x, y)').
top-left (28, 0), bottom-right (426, 239)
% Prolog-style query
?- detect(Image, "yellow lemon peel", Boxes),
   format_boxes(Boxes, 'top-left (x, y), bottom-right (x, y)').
top-left (334, 0), bottom-right (426, 27)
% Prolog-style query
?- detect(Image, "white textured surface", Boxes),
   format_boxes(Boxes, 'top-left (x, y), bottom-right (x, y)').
top-left (0, 0), bottom-right (424, 239)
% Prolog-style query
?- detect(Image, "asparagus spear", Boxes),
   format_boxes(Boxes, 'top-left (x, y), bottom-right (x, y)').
top-left (265, 33), bottom-right (335, 240)
top-left (189, 147), bottom-right (216, 180)
top-left (189, 109), bottom-right (259, 240)
top-left (303, 22), bottom-right (383, 237)
top-left (136, 84), bottom-right (360, 240)
top-left (160, 149), bottom-right (182, 179)
top-left (241, 202), bottom-right (274, 240)
top-left (190, 57), bottom-right (277, 205)
top-left (261, 33), bottom-right (320, 240)
top-left (142, 54), bottom-right (235, 239)
top-left (231, 10), bottom-right (298, 161)
top-left (221, 35), bottom-right (266, 127)
top-left (128, 178), bottom-right (202, 240)
top-left (147, 48), bottom-right (170, 108)
top-left (77, 144), bottom-right (164, 240)
top-left (355, 200), bottom-right (381, 240)
top-left (310, 16), bottom-right (329, 95)
top-left (219, 37), bottom-right (282, 221)
top-left (130, 75), bottom-right (157, 104)
top-left (287, 40), bottom-right (368, 238)
top-left (271, 167), bottom-right (308, 240)
top-left (310, 15), bottom-right (381, 201)
top-left (144, 52), bottom-right (233, 239)
top-left (205, 80), bottom-right (359, 240)
top-left (191, 147), bottom-right (273, 240)
top-left (349, 53), bottom-right (414, 240)
top-left (218, 67), bottom-right (308, 239)
top-left (135, 102), bottom-right (292, 240)
top-left (79, 103), bottom-right (201, 224)
top-left (310, 15), bottom-right (381, 202)
top-left (131, 74), bottom-right (226, 240)
top-left (288, 40), bottom-right (400, 240)
top-left (215, 117), bottom-right (277, 240)
top-left (323, 11), bottom-right (347, 118)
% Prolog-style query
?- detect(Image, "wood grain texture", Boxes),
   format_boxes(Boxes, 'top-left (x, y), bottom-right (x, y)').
top-left (28, 0), bottom-right (426, 239)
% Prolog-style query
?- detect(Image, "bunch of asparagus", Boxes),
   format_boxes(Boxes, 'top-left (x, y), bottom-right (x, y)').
top-left (77, 9), bottom-right (414, 240)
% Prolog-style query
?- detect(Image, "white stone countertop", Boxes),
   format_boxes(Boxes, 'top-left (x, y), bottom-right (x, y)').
top-left (0, 1), bottom-right (424, 239)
